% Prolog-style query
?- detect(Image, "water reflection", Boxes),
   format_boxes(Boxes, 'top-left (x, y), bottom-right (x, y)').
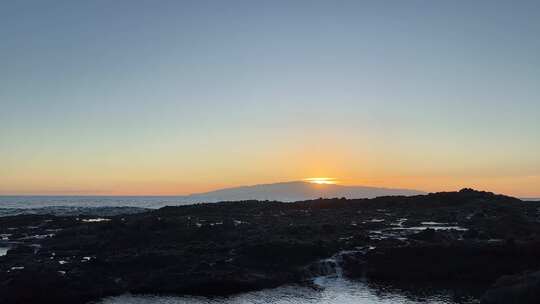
top-left (97, 277), bottom-right (481, 304)
top-left (0, 247), bottom-right (9, 256)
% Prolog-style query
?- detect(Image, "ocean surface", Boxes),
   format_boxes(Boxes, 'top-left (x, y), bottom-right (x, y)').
top-left (1, 195), bottom-right (536, 210)
top-left (0, 196), bottom-right (198, 217)
top-left (0, 196), bottom-right (191, 209)
top-left (0, 195), bottom-right (535, 218)
top-left (97, 276), bottom-right (482, 304)
top-left (0, 196), bottom-right (197, 216)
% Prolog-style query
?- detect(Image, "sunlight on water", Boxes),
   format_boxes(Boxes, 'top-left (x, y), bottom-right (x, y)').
top-left (97, 278), bottom-right (479, 304)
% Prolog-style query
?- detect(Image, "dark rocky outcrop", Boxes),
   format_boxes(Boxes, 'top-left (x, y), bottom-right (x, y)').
top-left (364, 241), bottom-right (540, 281)
top-left (0, 189), bottom-right (538, 303)
top-left (481, 270), bottom-right (540, 304)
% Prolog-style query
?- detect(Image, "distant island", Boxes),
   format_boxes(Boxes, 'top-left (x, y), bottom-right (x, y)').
top-left (182, 181), bottom-right (425, 202)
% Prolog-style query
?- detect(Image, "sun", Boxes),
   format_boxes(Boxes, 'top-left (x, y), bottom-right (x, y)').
top-left (304, 177), bottom-right (338, 185)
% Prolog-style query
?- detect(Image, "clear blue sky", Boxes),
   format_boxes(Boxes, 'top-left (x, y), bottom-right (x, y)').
top-left (1, 1), bottom-right (539, 196)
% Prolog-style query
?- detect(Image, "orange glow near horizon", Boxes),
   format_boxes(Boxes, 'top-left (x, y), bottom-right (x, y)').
top-left (1, 143), bottom-right (539, 197)
top-left (304, 177), bottom-right (339, 185)
top-left (1, 175), bottom-right (539, 197)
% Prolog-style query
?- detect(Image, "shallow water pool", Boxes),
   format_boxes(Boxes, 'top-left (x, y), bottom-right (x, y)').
top-left (96, 277), bottom-right (481, 304)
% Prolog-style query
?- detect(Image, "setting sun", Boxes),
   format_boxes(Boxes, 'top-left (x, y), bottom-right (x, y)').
top-left (304, 177), bottom-right (338, 185)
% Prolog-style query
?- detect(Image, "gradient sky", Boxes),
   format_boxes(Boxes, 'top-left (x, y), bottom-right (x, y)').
top-left (1, 1), bottom-right (539, 196)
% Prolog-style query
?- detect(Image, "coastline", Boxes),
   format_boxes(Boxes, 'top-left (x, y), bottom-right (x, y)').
top-left (1, 189), bottom-right (539, 303)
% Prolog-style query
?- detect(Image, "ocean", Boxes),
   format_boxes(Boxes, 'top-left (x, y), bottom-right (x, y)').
top-left (1, 195), bottom-right (536, 210)
top-left (0, 196), bottom-right (191, 209)
top-left (0, 195), bottom-right (536, 217)
top-left (0, 196), bottom-right (195, 217)
top-left (97, 276), bottom-right (482, 304)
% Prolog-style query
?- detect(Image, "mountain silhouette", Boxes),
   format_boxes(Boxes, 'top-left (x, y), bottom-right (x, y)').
top-left (183, 181), bottom-right (424, 203)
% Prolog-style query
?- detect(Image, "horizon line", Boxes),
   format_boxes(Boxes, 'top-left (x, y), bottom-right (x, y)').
top-left (0, 183), bottom-right (538, 199)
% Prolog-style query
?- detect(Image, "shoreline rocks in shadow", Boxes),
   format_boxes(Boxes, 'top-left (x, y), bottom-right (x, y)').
top-left (0, 189), bottom-right (539, 303)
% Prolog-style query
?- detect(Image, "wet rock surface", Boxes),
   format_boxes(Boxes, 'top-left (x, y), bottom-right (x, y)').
top-left (0, 189), bottom-right (539, 303)
top-left (481, 270), bottom-right (540, 304)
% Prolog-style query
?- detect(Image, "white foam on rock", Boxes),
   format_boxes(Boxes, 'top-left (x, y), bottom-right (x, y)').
top-left (82, 218), bottom-right (111, 223)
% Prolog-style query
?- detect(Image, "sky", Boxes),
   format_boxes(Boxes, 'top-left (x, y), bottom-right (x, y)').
top-left (1, 1), bottom-right (539, 197)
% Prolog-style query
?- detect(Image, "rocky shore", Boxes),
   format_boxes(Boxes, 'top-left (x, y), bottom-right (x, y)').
top-left (1, 189), bottom-right (539, 303)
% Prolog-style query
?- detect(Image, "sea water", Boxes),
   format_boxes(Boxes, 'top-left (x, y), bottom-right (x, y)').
top-left (0, 196), bottom-right (189, 209)
top-left (0, 196), bottom-right (195, 217)
top-left (96, 277), bottom-right (481, 304)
